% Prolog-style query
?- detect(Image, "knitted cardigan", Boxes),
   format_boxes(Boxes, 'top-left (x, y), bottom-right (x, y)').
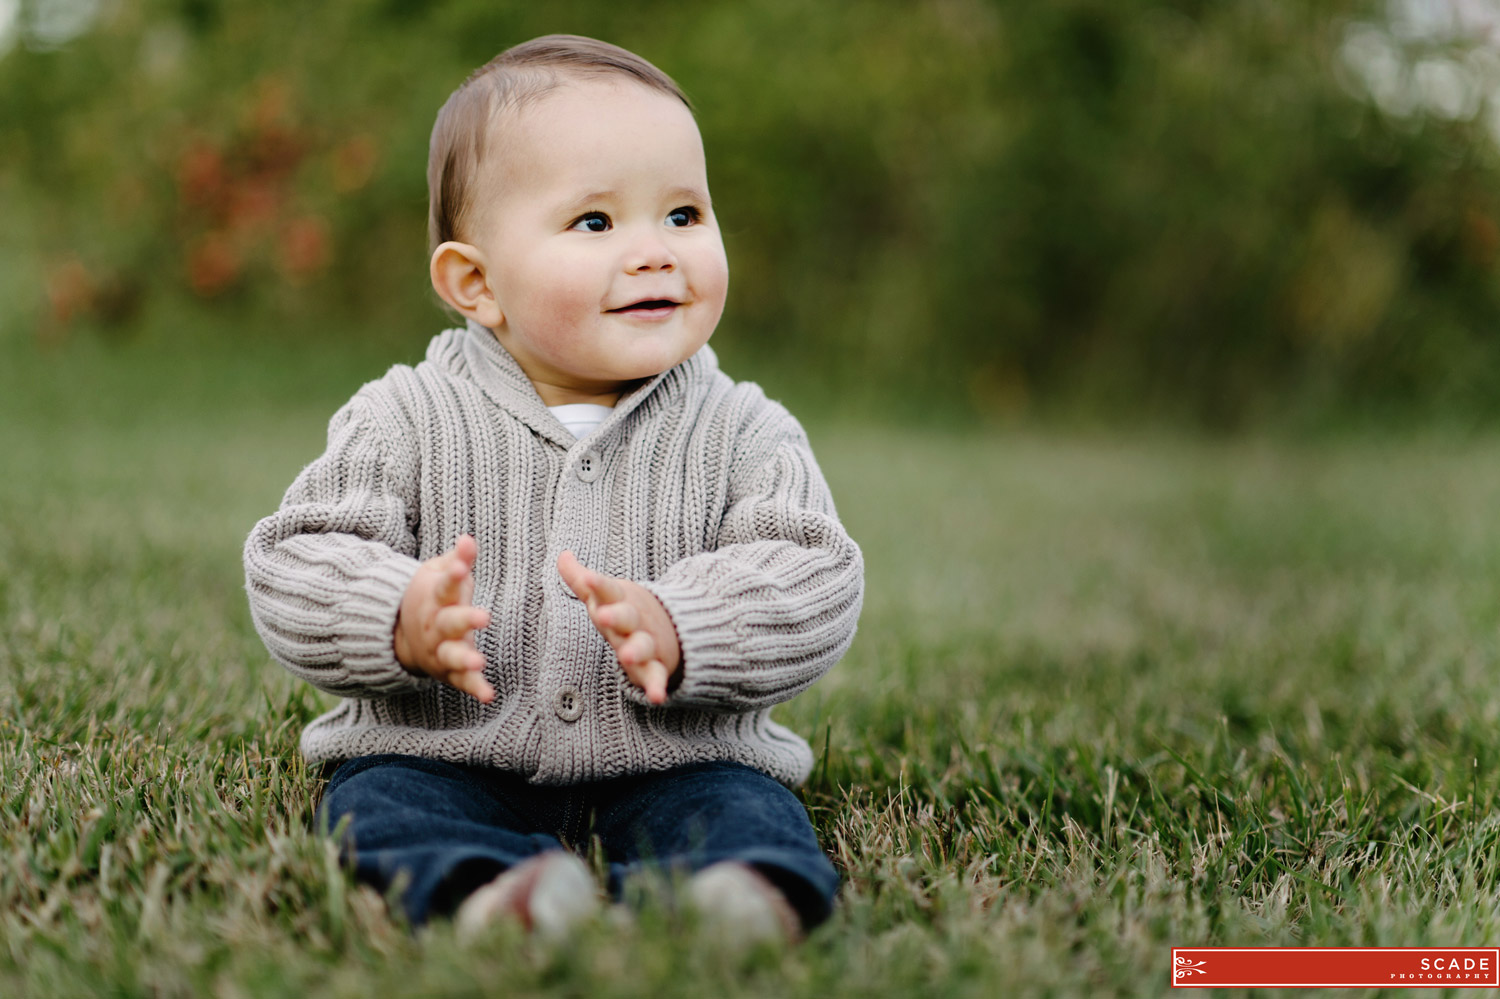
top-left (243, 321), bottom-right (864, 786)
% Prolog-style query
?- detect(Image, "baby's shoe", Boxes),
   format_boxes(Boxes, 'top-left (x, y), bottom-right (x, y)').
top-left (685, 861), bottom-right (802, 951)
top-left (455, 850), bottom-right (599, 943)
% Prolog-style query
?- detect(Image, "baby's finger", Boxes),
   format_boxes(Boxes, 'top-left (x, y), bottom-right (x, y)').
top-left (615, 629), bottom-right (655, 668)
top-left (446, 667), bottom-right (496, 704)
top-left (435, 604), bottom-right (489, 640)
top-left (624, 659), bottom-right (669, 705)
top-left (436, 638), bottom-right (484, 675)
top-left (596, 601), bottom-right (640, 636)
top-left (556, 551), bottom-right (595, 604)
top-left (435, 556), bottom-right (470, 605)
top-left (590, 573), bottom-right (626, 607)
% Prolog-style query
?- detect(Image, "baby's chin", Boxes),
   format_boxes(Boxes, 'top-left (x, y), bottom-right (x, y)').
top-left (610, 334), bottom-right (714, 380)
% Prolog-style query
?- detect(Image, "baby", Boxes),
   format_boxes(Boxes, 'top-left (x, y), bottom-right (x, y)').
top-left (244, 34), bottom-right (863, 944)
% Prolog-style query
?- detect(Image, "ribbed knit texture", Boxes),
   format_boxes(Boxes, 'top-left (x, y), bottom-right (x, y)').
top-left (244, 321), bottom-right (864, 786)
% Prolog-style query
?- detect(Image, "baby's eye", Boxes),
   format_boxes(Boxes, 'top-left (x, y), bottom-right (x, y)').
top-left (665, 206), bottom-right (701, 228)
top-left (570, 212), bottom-right (611, 233)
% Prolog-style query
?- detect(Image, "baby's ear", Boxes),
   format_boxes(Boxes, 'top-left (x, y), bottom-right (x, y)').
top-left (430, 241), bottom-right (502, 327)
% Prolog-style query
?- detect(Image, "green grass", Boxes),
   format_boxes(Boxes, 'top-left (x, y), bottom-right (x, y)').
top-left (5, 332), bottom-right (1500, 997)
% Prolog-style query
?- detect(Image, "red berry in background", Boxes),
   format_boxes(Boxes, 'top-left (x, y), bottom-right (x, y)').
top-left (279, 216), bottom-right (330, 282)
top-left (176, 142), bottom-right (226, 211)
top-left (187, 233), bottom-right (240, 296)
top-left (227, 179), bottom-right (281, 234)
top-left (46, 258), bottom-right (94, 323)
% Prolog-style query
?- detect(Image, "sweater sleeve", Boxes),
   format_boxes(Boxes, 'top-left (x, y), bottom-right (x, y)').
top-left (636, 407), bottom-right (864, 712)
top-left (243, 389), bottom-right (428, 698)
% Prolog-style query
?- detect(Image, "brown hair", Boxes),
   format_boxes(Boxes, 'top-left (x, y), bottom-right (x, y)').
top-left (426, 34), bottom-right (691, 254)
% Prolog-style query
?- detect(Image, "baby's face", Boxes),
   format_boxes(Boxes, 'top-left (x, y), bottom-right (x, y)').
top-left (467, 77), bottom-right (729, 403)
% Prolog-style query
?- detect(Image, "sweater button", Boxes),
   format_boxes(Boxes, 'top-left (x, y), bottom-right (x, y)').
top-left (575, 450), bottom-right (602, 483)
top-left (554, 686), bottom-right (582, 722)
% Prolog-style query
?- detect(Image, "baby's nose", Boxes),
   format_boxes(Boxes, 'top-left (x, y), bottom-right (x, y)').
top-left (627, 231), bottom-right (677, 272)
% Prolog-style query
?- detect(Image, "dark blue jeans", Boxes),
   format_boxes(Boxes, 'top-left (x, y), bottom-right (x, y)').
top-left (321, 754), bottom-right (839, 929)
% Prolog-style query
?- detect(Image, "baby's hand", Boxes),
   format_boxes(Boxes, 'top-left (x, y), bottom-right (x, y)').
top-left (394, 534), bottom-right (496, 703)
top-left (557, 551), bottom-right (681, 705)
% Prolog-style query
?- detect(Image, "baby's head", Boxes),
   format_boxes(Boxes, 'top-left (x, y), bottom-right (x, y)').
top-left (426, 35), bottom-right (729, 407)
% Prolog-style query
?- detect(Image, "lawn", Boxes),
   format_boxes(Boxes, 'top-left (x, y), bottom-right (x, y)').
top-left (4, 332), bottom-right (1500, 997)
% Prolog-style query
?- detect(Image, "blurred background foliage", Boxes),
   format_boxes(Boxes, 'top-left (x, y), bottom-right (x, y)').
top-left (4, 0), bottom-right (1500, 428)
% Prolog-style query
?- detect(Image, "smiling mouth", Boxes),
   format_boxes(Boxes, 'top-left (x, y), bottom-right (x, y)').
top-left (609, 299), bottom-right (680, 313)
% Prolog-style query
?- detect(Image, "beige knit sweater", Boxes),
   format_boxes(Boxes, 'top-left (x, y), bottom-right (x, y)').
top-left (243, 321), bottom-right (864, 785)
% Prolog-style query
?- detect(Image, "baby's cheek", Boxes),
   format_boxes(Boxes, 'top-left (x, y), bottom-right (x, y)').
top-left (538, 274), bottom-right (601, 331)
top-left (537, 314), bottom-right (598, 361)
top-left (692, 249), bottom-right (730, 317)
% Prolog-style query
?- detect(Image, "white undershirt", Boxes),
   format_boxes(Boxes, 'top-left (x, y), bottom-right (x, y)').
top-left (548, 403), bottom-right (615, 441)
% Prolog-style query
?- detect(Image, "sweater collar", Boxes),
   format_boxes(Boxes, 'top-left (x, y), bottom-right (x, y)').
top-left (436, 319), bottom-right (717, 448)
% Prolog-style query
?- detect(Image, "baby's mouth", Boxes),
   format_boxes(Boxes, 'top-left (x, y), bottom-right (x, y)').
top-left (609, 299), bottom-right (680, 315)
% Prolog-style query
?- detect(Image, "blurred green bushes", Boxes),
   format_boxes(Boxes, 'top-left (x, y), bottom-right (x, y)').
top-left (4, 0), bottom-right (1500, 427)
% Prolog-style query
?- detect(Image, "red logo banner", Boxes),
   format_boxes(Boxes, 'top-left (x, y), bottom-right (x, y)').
top-left (1171, 948), bottom-right (1500, 988)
